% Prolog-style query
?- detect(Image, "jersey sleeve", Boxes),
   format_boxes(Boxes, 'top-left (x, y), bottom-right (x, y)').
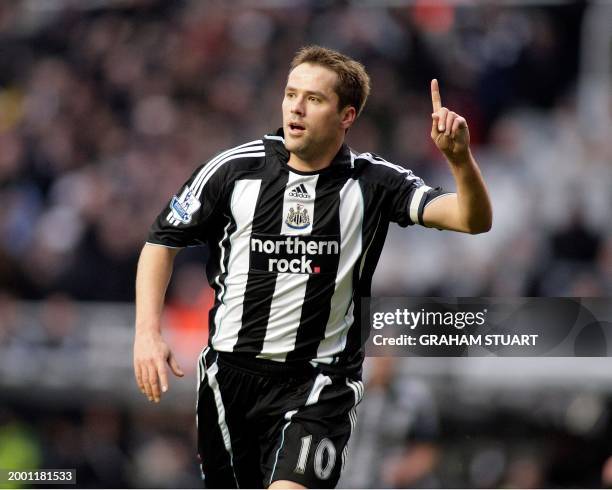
top-left (368, 153), bottom-right (450, 227)
top-left (147, 161), bottom-right (225, 248)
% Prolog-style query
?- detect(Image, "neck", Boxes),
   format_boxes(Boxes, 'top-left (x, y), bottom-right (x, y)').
top-left (287, 139), bottom-right (344, 172)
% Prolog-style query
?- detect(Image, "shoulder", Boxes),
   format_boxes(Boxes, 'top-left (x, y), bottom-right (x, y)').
top-left (194, 139), bottom-right (266, 182)
top-left (206, 139), bottom-right (266, 171)
top-left (352, 151), bottom-right (423, 188)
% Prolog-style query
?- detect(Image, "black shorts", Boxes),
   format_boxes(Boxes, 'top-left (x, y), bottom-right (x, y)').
top-left (196, 347), bottom-right (363, 489)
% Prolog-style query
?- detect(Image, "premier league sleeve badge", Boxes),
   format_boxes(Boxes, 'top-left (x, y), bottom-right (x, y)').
top-left (169, 186), bottom-right (202, 224)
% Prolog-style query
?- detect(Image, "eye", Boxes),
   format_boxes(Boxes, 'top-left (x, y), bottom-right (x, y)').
top-left (285, 92), bottom-right (295, 99)
top-left (308, 96), bottom-right (320, 103)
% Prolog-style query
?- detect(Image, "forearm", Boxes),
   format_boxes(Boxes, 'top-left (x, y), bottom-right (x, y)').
top-left (135, 243), bottom-right (180, 336)
top-left (446, 150), bottom-right (492, 233)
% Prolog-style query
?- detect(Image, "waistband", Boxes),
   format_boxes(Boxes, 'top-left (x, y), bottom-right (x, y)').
top-left (216, 351), bottom-right (316, 377)
top-left (206, 349), bottom-right (362, 378)
top-left (203, 347), bottom-right (361, 378)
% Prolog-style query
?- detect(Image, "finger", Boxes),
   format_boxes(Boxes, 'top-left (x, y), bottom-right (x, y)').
top-left (451, 116), bottom-right (467, 137)
top-left (431, 113), bottom-right (439, 134)
top-left (156, 358), bottom-right (169, 395)
top-left (436, 108), bottom-right (448, 132)
top-left (147, 361), bottom-right (161, 402)
top-left (431, 79), bottom-right (442, 112)
top-left (135, 363), bottom-right (146, 395)
top-left (445, 112), bottom-right (457, 136)
top-left (168, 352), bottom-right (185, 378)
top-left (140, 364), bottom-right (153, 401)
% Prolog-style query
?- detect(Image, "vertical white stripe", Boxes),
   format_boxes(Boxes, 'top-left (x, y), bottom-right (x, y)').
top-left (205, 360), bottom-right (239, 487)
top-left (316, 178), bottom-right (364, 359)
top-left (342, 378), bottom-right (361, 470)
top-left (409, 185), bottom-right (431, 224)
top-left (279, 172), bottom-right (318, 235)
top-left (213, 179), bottom-right (262, 350)
top-left (259, 172), bottom-right (319, 360)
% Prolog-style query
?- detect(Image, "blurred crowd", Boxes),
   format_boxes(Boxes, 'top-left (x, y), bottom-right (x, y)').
top-left (0, 0), bottom-right (608, 302)
top-left (0, 0), bottom-right (611, 488)
top-left (0, 403), bottom-right (203, 488)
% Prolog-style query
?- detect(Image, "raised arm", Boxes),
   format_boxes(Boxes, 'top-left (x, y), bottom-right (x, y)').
top-left (134, 243), bottom-right (184, 403)
top-left (422, 79), bottom-right (492, 234)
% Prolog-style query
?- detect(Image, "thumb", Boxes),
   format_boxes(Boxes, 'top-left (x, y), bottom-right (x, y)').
top-left (168, 351), bottom-right (185, 377)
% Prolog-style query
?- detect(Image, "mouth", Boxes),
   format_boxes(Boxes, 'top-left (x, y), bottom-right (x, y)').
top-left (288, 122), bottom-right (306, 135)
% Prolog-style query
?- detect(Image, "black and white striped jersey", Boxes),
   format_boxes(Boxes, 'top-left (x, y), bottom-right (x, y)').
top-left (148, 129), bottom-right (448, 371)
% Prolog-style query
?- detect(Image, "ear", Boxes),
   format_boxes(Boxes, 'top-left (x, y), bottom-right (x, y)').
top-left (340, 106), bottom-right (357, 130)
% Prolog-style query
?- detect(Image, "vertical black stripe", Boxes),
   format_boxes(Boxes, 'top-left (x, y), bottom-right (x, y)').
top-left (234, 170), bottom-right (289, 354)
top-left (286, 175), bottom-right (347, 361)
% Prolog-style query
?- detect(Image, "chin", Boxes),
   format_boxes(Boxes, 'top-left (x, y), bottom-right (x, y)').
top-left (284, 139), bottom-right (298, 152)
top-left (285, 137), bottom-right (307, 155)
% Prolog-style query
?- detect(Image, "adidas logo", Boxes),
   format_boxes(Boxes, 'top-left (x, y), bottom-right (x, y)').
top-left (287, 183), bottom-right (311, 199)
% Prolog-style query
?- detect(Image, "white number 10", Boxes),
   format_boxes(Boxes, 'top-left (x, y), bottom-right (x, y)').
top-left (295, 435), bottom-right (336, 480)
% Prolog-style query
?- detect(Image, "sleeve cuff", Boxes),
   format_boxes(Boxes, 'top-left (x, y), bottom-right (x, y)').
top-left (408, 185), bottom-right (432, 225)
top-left (145, 240), bottom-right (184, 249)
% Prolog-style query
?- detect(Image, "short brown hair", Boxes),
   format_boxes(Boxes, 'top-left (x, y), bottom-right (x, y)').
top-left (290, 45), bottom-right (371, 118)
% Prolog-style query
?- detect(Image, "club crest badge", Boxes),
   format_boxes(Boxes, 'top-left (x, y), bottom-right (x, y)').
top-left (169, 187), bottom-right (201, 224)
top-left (285, 203), bottom-right (310, 229)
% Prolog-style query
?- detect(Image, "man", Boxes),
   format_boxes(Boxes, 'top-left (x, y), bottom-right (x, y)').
top-left (338, 358), bottom-right (440, 489)
top-left (133, 45), bottom-right (491, 489)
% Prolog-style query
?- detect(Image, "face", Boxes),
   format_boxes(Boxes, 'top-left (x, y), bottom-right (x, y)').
top-left (282, 63), bottom-right (355, 161)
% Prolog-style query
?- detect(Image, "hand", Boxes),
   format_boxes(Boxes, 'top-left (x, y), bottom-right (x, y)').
top-left (133, 331), bottom-right (184, 403)
top-left (430, 79), bottom-right (470, 163)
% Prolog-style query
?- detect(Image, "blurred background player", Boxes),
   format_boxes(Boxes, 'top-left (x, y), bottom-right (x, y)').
top-left (339, 357), bottom-right (441, 489)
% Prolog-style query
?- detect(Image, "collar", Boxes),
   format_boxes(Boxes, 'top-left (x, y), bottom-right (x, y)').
top-left (264, 128), bottom-right (354, 169)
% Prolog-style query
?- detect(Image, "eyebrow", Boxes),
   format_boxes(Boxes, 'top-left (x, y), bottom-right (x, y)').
top-left (285, 86), bottom-right (328, 99)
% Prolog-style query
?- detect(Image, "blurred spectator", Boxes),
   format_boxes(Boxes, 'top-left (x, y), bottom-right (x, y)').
top-left (131, 434), bottom-right (201, 488)
top-left (79, 406), bottom-right (129, 488)
top-left (339, 357), bottom-right (440, 488)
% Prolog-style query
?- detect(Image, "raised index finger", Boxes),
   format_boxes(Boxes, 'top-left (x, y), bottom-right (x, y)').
top-left (431, 79), bottom-right (442, 112)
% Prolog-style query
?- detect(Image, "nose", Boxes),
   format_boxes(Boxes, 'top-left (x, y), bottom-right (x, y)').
top-left (290, 96), bottom-right (305, 116)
